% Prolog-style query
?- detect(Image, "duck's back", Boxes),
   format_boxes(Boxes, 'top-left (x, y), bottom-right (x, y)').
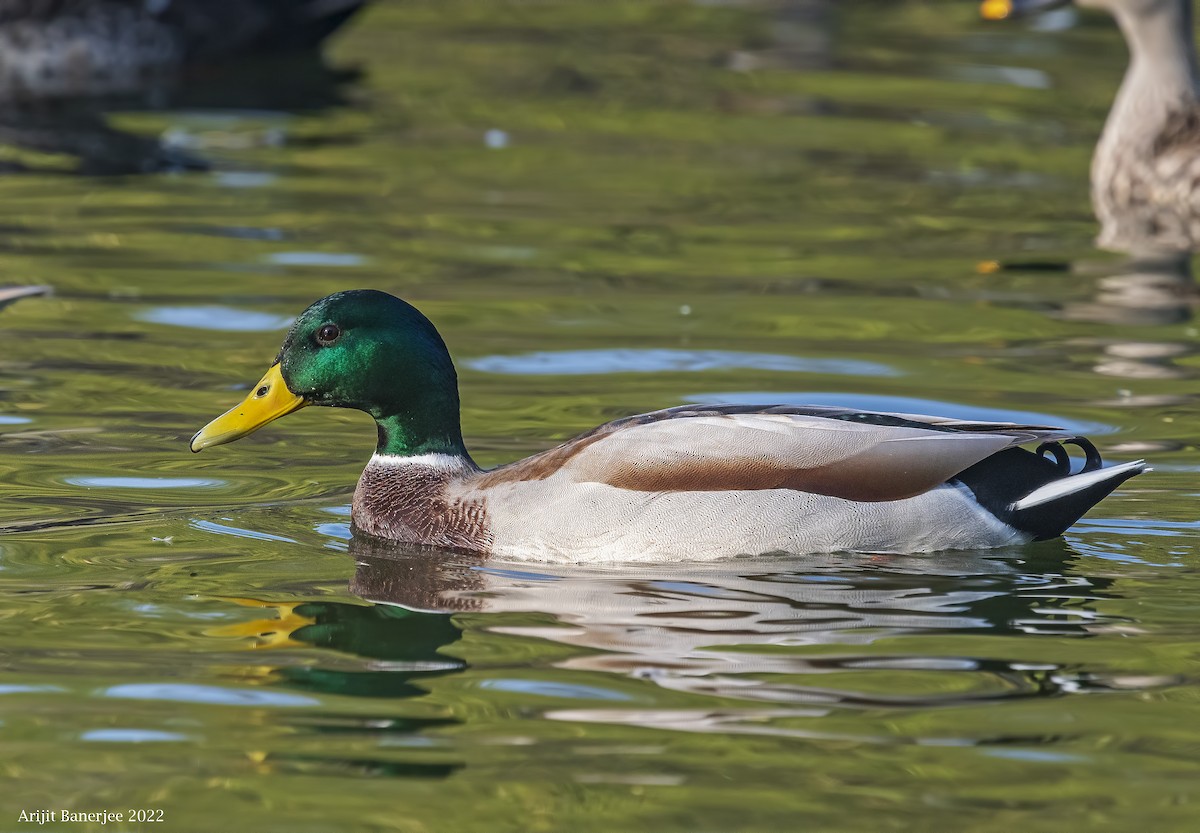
top-left (351, 405), bottom-right (1145, 562)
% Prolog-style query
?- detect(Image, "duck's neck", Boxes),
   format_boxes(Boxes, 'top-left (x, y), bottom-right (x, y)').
top-left (1103, 0), bottom-right (1199, 149)
top-left (371, 390), bottom-right (473, 462)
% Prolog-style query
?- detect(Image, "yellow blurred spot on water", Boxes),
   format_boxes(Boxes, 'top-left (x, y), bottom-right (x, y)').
top-left (980, 0), bottom-right (1014, 20)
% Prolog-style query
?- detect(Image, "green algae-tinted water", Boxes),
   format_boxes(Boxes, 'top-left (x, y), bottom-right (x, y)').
top-left (2, 2), bottom-right (1199, 830)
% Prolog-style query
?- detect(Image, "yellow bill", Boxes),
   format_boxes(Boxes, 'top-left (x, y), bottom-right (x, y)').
top-left (190, 364), bottom-right (307, 452)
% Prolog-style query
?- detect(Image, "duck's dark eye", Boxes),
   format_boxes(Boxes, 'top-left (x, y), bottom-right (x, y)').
top-left (316, 323), bottom-right (341, 346)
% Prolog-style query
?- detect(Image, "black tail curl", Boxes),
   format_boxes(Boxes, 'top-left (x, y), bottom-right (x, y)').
top-left (1035, 437), bottom-right (1102, 474)
top-left (953, 438), bottom-right (1141, 541)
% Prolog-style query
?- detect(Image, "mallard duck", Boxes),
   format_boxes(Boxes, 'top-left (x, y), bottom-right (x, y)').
top-left (190, 290), bottom-right (1146, 562)
top-left (982, 0), bottom-right (1200, 256)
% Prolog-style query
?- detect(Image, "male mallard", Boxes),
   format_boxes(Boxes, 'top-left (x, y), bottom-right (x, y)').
top-left (190, 290), bottom-right (1146, 562)
top-left (983, 0), bottom-right (1200, 256)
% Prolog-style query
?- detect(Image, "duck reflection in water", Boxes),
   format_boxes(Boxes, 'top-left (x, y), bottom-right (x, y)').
top-left (984, 0), bottom-right (1200, 326)
top-left (219, 589), bottom-right (465, 700)
top-left (214, 586), bottom-right (465, 779)
top-left (216, 523), bottom-right (1172, 753)
top-left (318, 533), bottom-right (1142, 739)
top-left (0, 0), bottom-right (366, 174)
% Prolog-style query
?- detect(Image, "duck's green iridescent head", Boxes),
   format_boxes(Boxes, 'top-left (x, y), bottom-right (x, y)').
top-left (190, 290), bottom-right (466, 457)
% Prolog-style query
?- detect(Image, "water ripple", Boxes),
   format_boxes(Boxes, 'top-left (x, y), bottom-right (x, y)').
top-left (67, 476), bottom-right (224, 490)
top-left (479, 679), bottom-right (635, 701)
top-left (465, 349), bottom-right (897, 377)
top-left (265, 252), bottom-right (365, 267)
top-left (80, 729), bottom-right (191, 743)
top-left (191, 519), bottom-right (297, 543)
top-left (136, 305), bottom-right (293, 332)
top-left (102, 683), bottom-right (316, 707)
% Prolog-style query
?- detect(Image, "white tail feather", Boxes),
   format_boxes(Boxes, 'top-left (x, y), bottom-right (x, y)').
top-left (1010, 460), bottom-right (1147, 511)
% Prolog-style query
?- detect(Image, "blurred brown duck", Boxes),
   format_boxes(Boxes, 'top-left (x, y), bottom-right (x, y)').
top-left (984, 0), bottom-right (1200, 257)
top-left (0, 0), bottom-right (366, 100)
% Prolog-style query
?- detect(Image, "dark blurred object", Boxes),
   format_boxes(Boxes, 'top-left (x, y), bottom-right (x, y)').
top-left (0, 284), bottom-right (50, 310)
top-left (724, 0), bottom-right (832, 73)
top-left (0, 1), bottom-right (367, 174)
top-left (984, 0), bottom-right (1200, 259)
top-left (0, 0), bottom-right (366, 100)
top-left (0, 104), bottom-right (209, 173)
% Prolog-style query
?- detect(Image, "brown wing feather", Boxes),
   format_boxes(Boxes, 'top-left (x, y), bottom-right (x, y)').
top-left (475, 405), bottom-right (1071, 501)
